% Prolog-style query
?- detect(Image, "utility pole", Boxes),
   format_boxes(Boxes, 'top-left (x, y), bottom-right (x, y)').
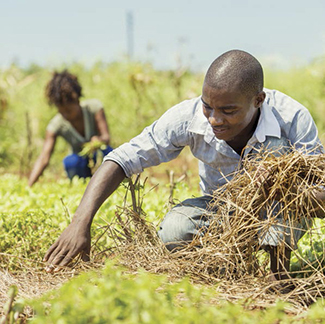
top-left (126, 10), bottom-right (134, 60)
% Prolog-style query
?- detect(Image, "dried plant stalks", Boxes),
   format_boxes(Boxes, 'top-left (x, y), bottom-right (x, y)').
top-left (108, 148), bottom-right (325, 312)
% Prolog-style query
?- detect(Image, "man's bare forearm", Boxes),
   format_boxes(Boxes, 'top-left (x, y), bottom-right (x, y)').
top-left (72, 160), bottom-right (126, 227)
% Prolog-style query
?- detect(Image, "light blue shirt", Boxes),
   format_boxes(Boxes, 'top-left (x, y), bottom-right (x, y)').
top-left (104, 89), bottom-right (323, 195)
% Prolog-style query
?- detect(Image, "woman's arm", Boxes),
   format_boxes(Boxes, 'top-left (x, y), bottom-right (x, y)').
top-left (28, 131), bottom-right (56, 187)
top-left (92, 108), bottom-right (111, 144)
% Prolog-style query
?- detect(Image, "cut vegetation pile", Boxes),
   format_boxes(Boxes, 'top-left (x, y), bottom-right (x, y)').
top-left (109, 147), bottom-right (325, 313)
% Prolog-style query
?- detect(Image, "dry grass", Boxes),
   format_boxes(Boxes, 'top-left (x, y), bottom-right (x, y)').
top-left (106, 148), bottom-right (325, 314)
top-left (0, 255), bottom-right (104, 322)
top-left (2, 148), bottom-right (325, 320)
top-left (0, 256), bottom-right (102, 303)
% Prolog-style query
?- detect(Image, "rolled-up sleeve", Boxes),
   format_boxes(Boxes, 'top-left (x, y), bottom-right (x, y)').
top-left (103, 100), bottom-right (196, 177)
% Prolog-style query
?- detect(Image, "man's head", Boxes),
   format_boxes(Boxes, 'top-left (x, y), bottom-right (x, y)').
top-left (202, 50), bottom-right (265, 149)
top-left (204, 49), bottom-right (264, 97)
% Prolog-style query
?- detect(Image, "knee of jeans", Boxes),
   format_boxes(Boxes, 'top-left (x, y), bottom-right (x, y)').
top-left (63, 154), bottom-right (91, 179)
top-left (63, 154), bottom-right (88, 168)
top-left (158, 213), bottom-right (202, 251)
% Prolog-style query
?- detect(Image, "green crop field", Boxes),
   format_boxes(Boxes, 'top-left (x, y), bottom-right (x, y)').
top-left (1, 58), bottom-right (325, 323)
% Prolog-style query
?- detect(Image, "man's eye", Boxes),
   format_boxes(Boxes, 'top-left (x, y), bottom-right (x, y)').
top-left (203, 105), bottom-right (212, 110)
top-left (223, 110), bottom-right (236, 115)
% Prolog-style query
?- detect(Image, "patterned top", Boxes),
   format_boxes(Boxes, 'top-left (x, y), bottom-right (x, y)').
top-left (104, 89), bottom-right (323, 195)
top-left (47, 99), bottom-right (103, 153)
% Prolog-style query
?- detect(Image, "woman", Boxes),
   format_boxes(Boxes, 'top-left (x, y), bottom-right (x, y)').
top-left (28, 70), bottom-right (112, 186)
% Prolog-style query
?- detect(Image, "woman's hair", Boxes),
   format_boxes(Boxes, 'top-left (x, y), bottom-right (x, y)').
top-left (45, 70), bottom-right (82, 106)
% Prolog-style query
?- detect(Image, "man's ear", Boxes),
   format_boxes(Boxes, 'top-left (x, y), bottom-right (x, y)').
top-left (255, 91), bottom-right (266, 108)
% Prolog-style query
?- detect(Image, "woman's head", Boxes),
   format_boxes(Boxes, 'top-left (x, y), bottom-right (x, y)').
top-left (45, 70), bottom-right (82, 107)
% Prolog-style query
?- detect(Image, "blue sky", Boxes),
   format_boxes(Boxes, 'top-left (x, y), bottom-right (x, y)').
top-left (1, 0), bottom-right (325, 71)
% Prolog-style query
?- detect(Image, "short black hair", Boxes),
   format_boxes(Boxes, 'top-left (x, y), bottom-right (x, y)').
top-left (45, 70), bottom-right (82, 106)
top-left (204, 50), bottom-right (264, 98)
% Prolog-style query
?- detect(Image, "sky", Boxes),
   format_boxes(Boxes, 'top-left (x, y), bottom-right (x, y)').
top-left (1, 0), bottom-right (325, 71)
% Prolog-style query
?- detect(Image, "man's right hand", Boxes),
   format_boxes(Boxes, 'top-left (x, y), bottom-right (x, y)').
top-left (43, 221), bottom-right (91, 273)
top-left (43, 161), bottom-right (126, 273)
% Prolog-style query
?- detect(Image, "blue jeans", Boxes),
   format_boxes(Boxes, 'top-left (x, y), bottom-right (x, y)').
top-left (158, 196), bottom-right (212, 251)
top-left (158, 196), bottom-right (308, 251)
top-left (63, 146), bottom-right (113, 180)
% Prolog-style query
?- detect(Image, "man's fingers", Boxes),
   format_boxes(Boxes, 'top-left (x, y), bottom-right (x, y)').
top-left (254, 164), bottom-right (271, 188)
top-left (45, 249), bottom-right (66, 273)
top-left (56, 252), bottom-right (77, 269)
top-left (45, 264), bottom-right (56, 273)
top-left (81, 253), bottom-right (90, 262)
top-left (81, 247), bottom-right (91, 262)
top-left (46, 248), bottom-right (90, 273)
top-left (43, 224), bottom-right (91, 273)
top-left (43, 242), bottom-right (58, 262)
top-left (46, 245), bottom-right (67, 266)
top-left (45, 243), bottom-right (90, 272)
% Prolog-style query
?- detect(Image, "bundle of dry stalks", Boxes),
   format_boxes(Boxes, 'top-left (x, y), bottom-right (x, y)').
top-left (109, 148), bottom-right (325, 313)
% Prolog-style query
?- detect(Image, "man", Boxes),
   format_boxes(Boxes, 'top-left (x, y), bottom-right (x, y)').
top-left (44, 50), bottom-right (324, 280)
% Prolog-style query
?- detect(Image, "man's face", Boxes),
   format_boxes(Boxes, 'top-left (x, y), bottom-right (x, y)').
top-left (201, 83), bottom-right (264, 144)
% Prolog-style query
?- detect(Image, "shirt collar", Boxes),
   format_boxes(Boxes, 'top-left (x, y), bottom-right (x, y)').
top-left (188, 96), bottom-right (281, 144)
top-left (187, 96), bottom-right (209, 136)
top-left (254, 101), bottom-right (281, 142)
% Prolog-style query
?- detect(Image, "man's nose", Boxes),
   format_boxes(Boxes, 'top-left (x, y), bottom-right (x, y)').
top-left (209, 112), bottom-right (224, 126)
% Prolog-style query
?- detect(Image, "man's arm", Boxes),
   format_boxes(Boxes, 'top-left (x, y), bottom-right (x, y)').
top-left (43, 160), bottom-right (126, 271)
top-left (308, 188), bottom-right (325, 219)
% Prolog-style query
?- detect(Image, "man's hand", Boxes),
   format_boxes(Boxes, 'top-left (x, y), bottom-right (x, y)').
top-left (253, 163), bottom-right (273, 191)
top-left (43, 161), bottom-right (126, 273)
top-left (43, 221), bottom-right (91, 273)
